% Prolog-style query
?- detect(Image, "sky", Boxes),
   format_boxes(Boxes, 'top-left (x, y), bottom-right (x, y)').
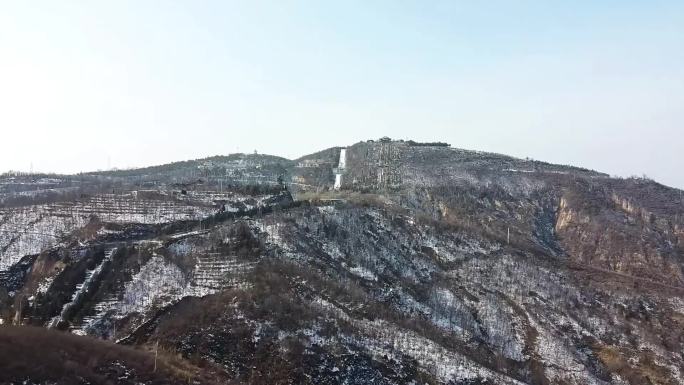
top-left (1, 1), bottom-right (683, 188)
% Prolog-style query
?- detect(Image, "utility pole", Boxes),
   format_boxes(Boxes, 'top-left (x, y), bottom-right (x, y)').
top-left (153, 340), bottom-right (159, 372)
top-left (507, 227), bottom-right (510, 245)
top-left (14, 299), bottom-right (23, 325)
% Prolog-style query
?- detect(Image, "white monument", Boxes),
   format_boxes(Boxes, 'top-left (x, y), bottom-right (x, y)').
top-left (333, 148), bottom-right (347, 190)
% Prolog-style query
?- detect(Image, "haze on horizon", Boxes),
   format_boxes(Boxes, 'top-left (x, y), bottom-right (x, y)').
top-left (1, 1), bottom-right (682, 188)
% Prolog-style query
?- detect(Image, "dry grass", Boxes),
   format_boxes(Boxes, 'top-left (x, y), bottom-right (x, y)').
top-left (595, 344), bottom-right (676, 385)
top-left (295, 190), bottom-right (396, 208)
top-left (0, 325), bottom-right (233, 384)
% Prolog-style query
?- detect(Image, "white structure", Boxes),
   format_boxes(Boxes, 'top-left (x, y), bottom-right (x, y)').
top-left (338, 148), bottom-right (347, 169)
top-left (334, 148), bottom-right (347, 190)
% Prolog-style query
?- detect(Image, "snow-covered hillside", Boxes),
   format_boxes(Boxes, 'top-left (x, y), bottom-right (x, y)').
top-left (2, 141), bottom-right (683, 385)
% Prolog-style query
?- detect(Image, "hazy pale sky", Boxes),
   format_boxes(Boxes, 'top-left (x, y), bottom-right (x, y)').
top-left (1, 1), bottom-right (683, 188)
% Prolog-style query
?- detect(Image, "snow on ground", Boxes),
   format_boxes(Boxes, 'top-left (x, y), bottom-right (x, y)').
top-left (668, 296), bottom-right (684, 314)
top-left (321, 241), bottom-right (345, 260)
top-left (311, 296), bottom-right (525, 385)
top-left (73, 253), bottom-right (188, 335)
top-left (533, 321), bottom-right (605, 385)
top-left (167, 239), bottom-right (195, 256)
top-left (77, 248), bottom-right (255, 335)
top-left (419, 231), bottom-right (497, 264)
top-left (0, 193), bottom-right (224, 272)
top-left (184, 191), bottom-right (275, 212)
top-left (118, 254), bottom-right (188, 315)
top-left (0, 207), bottom-right (89, 271)
top-left (81, 194), bottom-right (215, 223)
top-left (349, 265), bottom-right (377, 281)
top-left (36, 275), bottom-right (57, 295)
top-left (258, 221), bottom-right (296, 255)
top-left (169, 230), bottom-right (209, 240)
top-left (474, 292), bottom-right (526, 362)
top-left (49, 246), bottom-right (117, 328)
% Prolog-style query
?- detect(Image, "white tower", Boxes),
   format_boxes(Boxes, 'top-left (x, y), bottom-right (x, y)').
top-left (333, 148), bottom-right (347, 190)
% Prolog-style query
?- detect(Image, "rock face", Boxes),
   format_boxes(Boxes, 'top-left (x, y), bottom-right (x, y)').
top-left (1, 139), bottom-right (683, 385)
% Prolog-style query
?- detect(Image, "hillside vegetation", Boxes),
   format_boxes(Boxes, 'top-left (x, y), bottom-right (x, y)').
top-left (0, 139), bottom-right (682, 384)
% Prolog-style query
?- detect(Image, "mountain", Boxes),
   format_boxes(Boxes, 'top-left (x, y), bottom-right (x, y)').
top-left (1, 138), bottom-right (683, 385)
